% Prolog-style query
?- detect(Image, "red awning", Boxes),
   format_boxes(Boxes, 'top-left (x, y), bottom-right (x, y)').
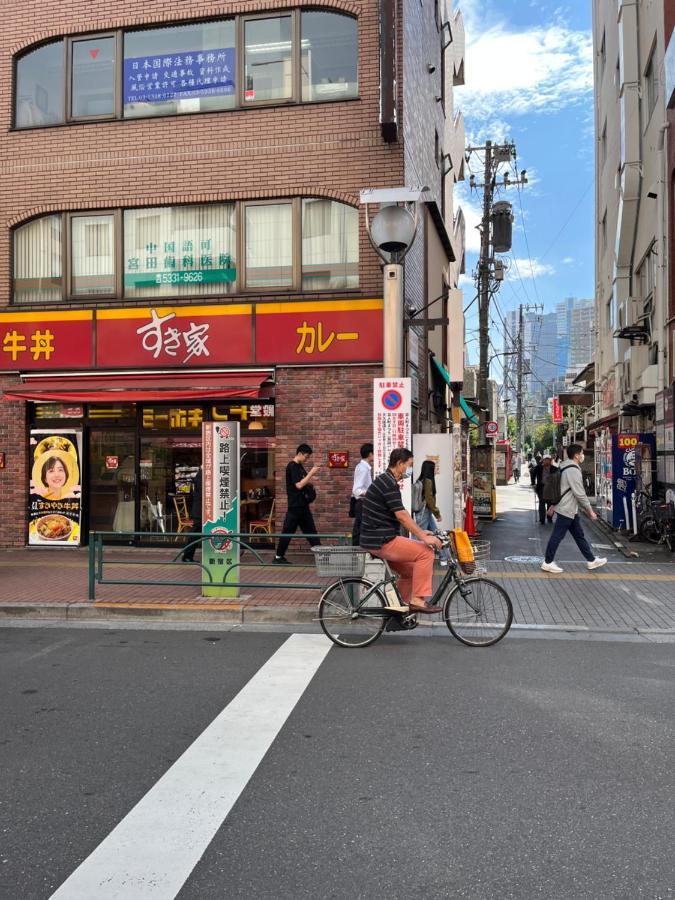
top-left (3, 370), bottom-right (273, 403)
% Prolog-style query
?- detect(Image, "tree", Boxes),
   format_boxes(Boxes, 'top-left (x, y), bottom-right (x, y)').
top-left (532, 416), bottom-right (556, 453)
top-left (507, 415), bottom-right (517, 441)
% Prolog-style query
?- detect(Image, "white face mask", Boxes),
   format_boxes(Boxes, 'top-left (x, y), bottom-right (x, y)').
top-left (579, 453), bottom-right (585, 464)
top-left (402, 467), bottom-right (413, 479)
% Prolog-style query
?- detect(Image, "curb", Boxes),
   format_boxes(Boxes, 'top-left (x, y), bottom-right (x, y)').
top-left (0, 602), bottom-right (318, 625)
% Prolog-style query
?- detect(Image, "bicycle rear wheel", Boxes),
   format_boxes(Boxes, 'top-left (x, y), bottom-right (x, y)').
top-left (318, 577), bottom-right (387, 648)
top-left (638, 517), bottom-right (661, 544)
top-left (444, 576), bottom-right (513, 647)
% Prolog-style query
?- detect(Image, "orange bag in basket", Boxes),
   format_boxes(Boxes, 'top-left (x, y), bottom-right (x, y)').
top-left (452, 529), bottom-right (475, 573)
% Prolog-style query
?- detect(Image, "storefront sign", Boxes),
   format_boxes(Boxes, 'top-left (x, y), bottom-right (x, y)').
top-left (552, 397), bottom-right (563, 424)
top-left (202, 421), bottom-right (240, 598)
top-left (28, 430), bottom-right (83, 546)
top-left (472, 471), bottom-right (493, 517)
top-left (0, 311), bottom-right (93, 371)
top-left (105, 456), bottom-right (119, 470)
top-left (373, 378), bottom-right (412, 510)
top-left (256, 300), bottom-right (383, 364)
top-left (328, 451), bottom-right (349, 468)
top-left (33, 404), bottom-right (84, 419)
top-left (142, 406), bottom-right (204, 431)
top-left (96, 305), bottom-right (252, 368)
top-left (211, 401), bottom-right (275, 435)
top-left (124, 48), bottom-right (235, 105)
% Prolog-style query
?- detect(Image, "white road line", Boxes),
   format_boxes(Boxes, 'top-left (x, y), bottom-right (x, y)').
top-left (50, 634), bottom-right (332, 900)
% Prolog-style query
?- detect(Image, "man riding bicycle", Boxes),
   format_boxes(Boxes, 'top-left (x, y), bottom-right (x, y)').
top-left (359, 447), bottom-right (443, 614)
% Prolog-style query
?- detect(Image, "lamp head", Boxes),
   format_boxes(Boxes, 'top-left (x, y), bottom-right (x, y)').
top-left (369, 205), bottom-right (417, 255)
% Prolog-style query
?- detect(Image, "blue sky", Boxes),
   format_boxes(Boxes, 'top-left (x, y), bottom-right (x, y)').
top-left (453, 0), bottom-right (594, 371)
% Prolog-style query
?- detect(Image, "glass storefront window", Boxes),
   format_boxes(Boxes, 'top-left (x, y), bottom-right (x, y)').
top-left (301, 199), bottom-right (359, 290)
top-left (124, 204), bottom-right (236, 297)
top-left (245, 203), bottom-right (292, 288)
top-left (71, 37), bottom-right (116, 118)
top-left (13, 215), bottom-right (63, 303)
top-left (300, 13), bottom-right (358, 102)
top-left (15, 40), bottom-right (65, 127)
top-left (71, 214), bottom-right (116, 296)
top-left (244, 17), bottom-right (292, 103)
top-left (124, 21), bottom-right (235, 119)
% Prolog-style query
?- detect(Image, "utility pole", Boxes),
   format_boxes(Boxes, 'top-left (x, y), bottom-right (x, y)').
top-left (516, 304), bottom-right (524, 455)
top-left (467, 141), bottom-right (528, 440)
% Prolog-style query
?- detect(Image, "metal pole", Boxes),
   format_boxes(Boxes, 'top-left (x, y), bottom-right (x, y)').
top-left (383, 262), bottom-right (404, 377)
top-left (477, 142), bottom-right (493, 439)
top-left (516, 304), bottom-right (524, 454)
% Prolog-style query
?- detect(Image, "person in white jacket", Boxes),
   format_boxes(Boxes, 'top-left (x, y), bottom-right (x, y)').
top-left (541, 444), bottom-right (607, 574)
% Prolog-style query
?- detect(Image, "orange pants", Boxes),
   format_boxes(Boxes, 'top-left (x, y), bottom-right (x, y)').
top-left (370, 537), bottom-right (435, 602)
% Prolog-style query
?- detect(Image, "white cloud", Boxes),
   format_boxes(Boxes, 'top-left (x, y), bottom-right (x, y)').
top-left (506, 257), bottom-right (555, 280)
top-left (455, 2), bottom-right (592, 119)
top-left (562, 256), bottom-right (575, 264)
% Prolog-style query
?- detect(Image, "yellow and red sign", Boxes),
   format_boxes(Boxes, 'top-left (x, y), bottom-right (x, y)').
top-left (0, 299), bottom-right (383, 371)
top-left (0, 311), bottom-right (93, 370)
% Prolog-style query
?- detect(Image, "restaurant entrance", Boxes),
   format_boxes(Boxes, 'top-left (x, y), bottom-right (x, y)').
top-left (88, 429), bottom-right (136, 534)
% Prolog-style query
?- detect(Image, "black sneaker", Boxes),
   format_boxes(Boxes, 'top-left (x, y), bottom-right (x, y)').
top-left (273, 556), bottom-right (290, 565)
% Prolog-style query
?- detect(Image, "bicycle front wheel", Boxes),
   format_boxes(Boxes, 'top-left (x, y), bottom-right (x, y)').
top-left (444, 576), bottom-right (513, 647)
top-left (318, 577), bottom-right (387, 648)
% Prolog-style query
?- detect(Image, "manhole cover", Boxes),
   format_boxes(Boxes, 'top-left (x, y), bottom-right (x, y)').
top-left (504, 555), bottom-right (543, 564)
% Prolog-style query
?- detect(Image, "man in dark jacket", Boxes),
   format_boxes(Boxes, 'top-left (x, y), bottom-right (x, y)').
top-left (533, 453), bottom-right (557, 524)
top-left (273, 443), bottom-right (321, 564)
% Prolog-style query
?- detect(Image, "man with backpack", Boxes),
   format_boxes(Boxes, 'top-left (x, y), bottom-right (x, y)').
top-left (534, 453), bottom-right (558, 524)
top-left (541, 444), bottom-right (607, 574)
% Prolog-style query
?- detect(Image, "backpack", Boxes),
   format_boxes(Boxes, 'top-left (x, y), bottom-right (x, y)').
top-left (542, 467), bottom-right (571, 504)
top-left (411, 479), bottom-right (425, 513)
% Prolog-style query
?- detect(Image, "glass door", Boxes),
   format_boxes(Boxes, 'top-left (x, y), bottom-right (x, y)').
top-left (88, 430), bottom-right (136, 536)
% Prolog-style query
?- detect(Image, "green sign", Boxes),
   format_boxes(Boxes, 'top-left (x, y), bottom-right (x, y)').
top-left (124, 268), bottom-right (236, 289)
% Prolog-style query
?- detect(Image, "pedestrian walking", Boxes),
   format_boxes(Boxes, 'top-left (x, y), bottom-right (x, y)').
top-left (181, 466), bottom-right (202, 562)
top-left (351, 442), bottom-right (373, 546)
top-left (528, 453), bottom-right (538, 486)
top-left (412, 459), bottom-right (449, 566)
top-left (273, 443), bottom-right (321, 564)
top-left (533, 452), bottom-right (557, 524)
top-left (541, 444), bottom-right (607, 574)
top-left (512, 451), bottom-right (521, 483)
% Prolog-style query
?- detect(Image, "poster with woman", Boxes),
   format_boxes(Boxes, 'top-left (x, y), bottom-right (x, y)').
top-left (28, 430), bottom-right (83, 546)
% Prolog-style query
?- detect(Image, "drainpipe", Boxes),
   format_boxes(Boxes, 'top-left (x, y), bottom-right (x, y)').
top-left (656, 121), bottom-right (669, 394)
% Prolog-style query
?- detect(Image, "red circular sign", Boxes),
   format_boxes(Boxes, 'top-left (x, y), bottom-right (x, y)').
top-left (485, 421), bottom-right (498, 435)
top-left (381, 389), bottom-right (402, 411)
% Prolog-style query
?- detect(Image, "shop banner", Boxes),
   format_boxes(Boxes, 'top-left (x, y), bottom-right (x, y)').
top-left (1, 311), bottom-right (93, 371)
top-left (97, 305), bottom-right (253, 368)
top-left (28, 430), bottom-right (83, 546)
top-left (373, 378), bottom-right (412, 511)
top-left (124, 48), bottom-right (235, 105)
top-left (202, 421), bottom-right (240, 598)
top-left (256, 300), bottom-right (383, 364)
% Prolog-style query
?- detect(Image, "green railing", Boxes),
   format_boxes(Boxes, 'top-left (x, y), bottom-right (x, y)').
top-left (87, 531), bottom-right (351, 602)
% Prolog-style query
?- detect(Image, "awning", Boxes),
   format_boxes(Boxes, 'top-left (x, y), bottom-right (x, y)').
top-left (3, 370), bottom-right (273, 403)
top-left (429, 354), bottom-right (479, 423)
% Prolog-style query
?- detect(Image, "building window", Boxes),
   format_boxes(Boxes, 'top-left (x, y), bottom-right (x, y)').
top-left (70, 213), bottom-right (117, 296)
top-left (124, 204), bottom-right (236, 297)
top-left (243, 16), bottom-right (293, 103)
top-left (13, 215), bottom-right (63, 303)
top-left (600, 119), bottom-right (607, 168)
top-left (638, 244), bottom-right (656, 302)
top-left (300, 12), bottom-right (358, 102)
top-left (244, 202), bottom-right (293, 287)
top-left (123, 20), bottom-right (236, 119)
top-left (71, 36), bottom-right (116, 119)
top-left (14, 40), bottom-right (65, 127)
top-left (301, 199), bottom-right (358, 290)
top-left (15, 11), bottom-right (358, 127)
top-left (644, 49), bottom-right (658, 125)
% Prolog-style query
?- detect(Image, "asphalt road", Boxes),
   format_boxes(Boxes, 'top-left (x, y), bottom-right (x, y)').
top-left (2, 625), bottom-right (674, 900)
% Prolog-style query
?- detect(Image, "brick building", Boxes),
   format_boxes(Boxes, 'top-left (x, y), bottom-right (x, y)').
top-left (0, 0), bottom-right (465, 547)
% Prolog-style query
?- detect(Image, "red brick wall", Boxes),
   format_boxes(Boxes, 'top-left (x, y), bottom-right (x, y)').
top-left (273, 364), bottom-right (380, 535)
top-left (0, 375), bottom-right (27, 546)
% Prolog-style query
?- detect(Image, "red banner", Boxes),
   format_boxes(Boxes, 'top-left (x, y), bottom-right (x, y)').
top-left (97, 304), bottom-right (253, 368)
top-left (552, 397), bottom-right (563, 424)
top-left (0, 312), bottom-right (93, 371)
top-left (255, 300), bottom-right (383, 364)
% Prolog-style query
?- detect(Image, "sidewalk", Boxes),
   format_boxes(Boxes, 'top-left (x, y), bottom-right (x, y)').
top-left (1, 484), bottom-right (674, 632)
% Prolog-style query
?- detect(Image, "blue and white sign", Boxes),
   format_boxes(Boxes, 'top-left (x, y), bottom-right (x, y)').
top-left (124, 48), bottom-right (235, 105)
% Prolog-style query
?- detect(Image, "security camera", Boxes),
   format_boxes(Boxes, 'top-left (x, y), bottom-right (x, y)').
top-left (427, 63), bottom-right (436, 74)
top-left (406, 303), bottom-right (417, 317)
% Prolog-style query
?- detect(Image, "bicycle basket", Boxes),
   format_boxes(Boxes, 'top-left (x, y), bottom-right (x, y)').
top-left (312, 546), bottom-right (367, 577)
top-left (653, 502), bottom-right (675, 524)
top-left (450, 530), bottom-right (490, 574)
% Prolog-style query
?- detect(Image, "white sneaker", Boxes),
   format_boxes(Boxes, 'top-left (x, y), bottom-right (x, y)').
top-left (541, 561), bottom-right (563, 574)
top-left (587, 557), bottom-right (607, 570)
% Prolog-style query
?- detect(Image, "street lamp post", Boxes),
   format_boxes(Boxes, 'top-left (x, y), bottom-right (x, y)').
top-left (360, 187), bottom-right (428, 377)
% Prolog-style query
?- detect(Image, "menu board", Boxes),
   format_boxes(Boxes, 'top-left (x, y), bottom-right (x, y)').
top-left (28, 430), bottom-right (83, 546)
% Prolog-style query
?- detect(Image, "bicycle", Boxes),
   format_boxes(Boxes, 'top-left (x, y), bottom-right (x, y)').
top-left (634, 491), bottom-right (675, 550)
top-left (313, 533), bottom-right (513, 649)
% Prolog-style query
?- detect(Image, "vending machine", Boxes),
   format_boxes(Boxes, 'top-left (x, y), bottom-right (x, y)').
top-left (595, 432), bottom-right (656, 529)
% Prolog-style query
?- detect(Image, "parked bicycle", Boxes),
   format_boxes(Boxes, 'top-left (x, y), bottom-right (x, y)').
top-left (634, 490), bottom-right (675, 550)
top-left (313, 532), bottom-right (513, 649)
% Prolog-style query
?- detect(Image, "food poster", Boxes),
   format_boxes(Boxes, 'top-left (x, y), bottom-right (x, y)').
top-left (28, 430), bottom-right (83, 546)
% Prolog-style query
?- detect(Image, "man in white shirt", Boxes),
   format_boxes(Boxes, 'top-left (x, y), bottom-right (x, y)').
top-left (351, 442), bottom-right (374, 546)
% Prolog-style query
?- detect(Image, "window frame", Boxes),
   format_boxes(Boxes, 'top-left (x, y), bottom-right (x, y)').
top-left (66, 210), bottom-right (122, 300)
top-left (13, 11), bottom-right (359, 130)
top-left (67, 32), bottom-right (121, 122)
top-left (11, 196), bottom-right (360, 304)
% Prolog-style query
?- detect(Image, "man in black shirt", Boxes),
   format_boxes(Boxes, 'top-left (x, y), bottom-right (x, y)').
top-left (361, 447), bottom-right (442, 613)
top-left (273, 443), bottom-right (321, 564)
